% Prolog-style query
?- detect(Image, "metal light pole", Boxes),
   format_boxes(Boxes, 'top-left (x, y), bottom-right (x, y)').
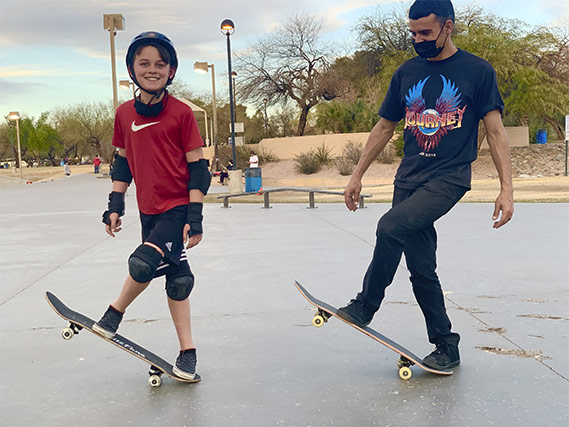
top-left (231, 71), bottom-right (237, 121)
top-left (5, 118), bottom-right (16, 172)
top-left (103, 14), bottom-right (125, 111)
top-left (7, 112), bottom-right (22, 179)
top-left (119, 80), bottom-right (135, 98)
top-left (194, 61), bottom-right (219, 170)
top-left (221, 19), bottom-right (237, 168)
top-left (263, 98), bottom-right (268, 137)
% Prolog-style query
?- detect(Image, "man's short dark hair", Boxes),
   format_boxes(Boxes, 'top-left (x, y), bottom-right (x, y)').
top-left (409, 0), bottom-right (455, 25)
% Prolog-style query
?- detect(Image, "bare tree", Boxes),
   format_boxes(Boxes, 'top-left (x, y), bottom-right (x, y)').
top-left (236, 14), bottom-right (339, 136)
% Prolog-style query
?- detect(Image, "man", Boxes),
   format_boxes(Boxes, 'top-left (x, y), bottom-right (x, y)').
top-left (248, 150), bottom-right (259, 168)
top-left (337, 0), bottom-right (513, 370)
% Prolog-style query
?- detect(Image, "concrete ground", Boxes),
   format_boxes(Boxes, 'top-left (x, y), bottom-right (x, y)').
top-left (1, 174), bottom-right (567, 427)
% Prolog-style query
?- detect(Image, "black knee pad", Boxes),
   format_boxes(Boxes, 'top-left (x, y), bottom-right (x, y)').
top-left (128, 244), bottom-right (163, 283)
top-left (166, 273), bottom-right (195, 301)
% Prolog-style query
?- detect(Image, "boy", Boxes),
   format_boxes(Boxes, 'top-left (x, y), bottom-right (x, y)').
top-left (338, 0), bottom-right (513, 370)
top-left (93, 31), bottom-right (211, 381)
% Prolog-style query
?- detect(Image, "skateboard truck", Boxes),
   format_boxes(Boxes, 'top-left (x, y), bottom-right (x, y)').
top-left (148, 366), bottom-right (163, 387)
top-left (61, 322), bottom-right (83, 340)
top-left (312, 309), bottom-right (331, 328)
top-left (396, 356), bottom-right (415, 380)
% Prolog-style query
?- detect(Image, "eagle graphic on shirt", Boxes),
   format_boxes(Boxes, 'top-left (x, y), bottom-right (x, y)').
top-left (404, 75), bottom-right (467, 152)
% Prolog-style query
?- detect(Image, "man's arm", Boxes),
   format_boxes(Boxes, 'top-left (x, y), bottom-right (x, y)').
top-left (482, 110), bottom-right (514, 229)
top-left (344, 118), bottom-right (397, 211)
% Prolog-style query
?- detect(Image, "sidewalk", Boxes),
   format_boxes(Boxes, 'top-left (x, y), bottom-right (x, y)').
top-left (1, 174), bottom-right (567, 426)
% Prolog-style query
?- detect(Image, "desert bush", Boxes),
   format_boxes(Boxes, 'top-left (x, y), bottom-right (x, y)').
top-left (258, 147), bottom-right (279, 163)
top-left (294, 151), bottom-right (322, 174)
top-left (343, 141), bottom-right (363, 165)
top-left (335, 156), bottom-right (355, 176)
top-left (376, 142), bottom-right (396, 164)
top-left (313, 143), bottom-right (334, 165)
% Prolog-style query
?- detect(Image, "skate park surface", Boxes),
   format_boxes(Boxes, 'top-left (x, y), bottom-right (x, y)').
top-left (1, 174), bottom-right (567, 426)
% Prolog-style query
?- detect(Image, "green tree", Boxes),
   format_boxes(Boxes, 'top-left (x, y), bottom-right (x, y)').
top-left (54, 102), bottom-right (114, 163)
top-left (236, 13), bottom-right (337, 136)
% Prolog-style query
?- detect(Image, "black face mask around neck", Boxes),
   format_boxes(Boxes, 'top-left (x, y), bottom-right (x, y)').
top-left (412, 27), bottom-right (449, 59)
top-left (134, 92), bottom-right (168, 117)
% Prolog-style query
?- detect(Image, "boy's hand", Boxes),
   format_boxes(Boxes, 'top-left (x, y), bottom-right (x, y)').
top-left (105, 213), bottom-right (122, 237)
top-left (183, 224), bottom-right (202, 249)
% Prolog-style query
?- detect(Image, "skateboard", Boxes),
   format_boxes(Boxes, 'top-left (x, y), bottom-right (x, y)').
top-left (45, 291), bottom-right (201, 387)
top-left (294, 281), bottom-right (453, 379)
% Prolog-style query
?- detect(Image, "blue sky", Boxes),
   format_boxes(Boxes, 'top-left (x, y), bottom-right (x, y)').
top-left (1, 0), bottom-right (567, 120)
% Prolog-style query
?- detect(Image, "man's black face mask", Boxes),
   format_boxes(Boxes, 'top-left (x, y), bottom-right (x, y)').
top-left (412, 26), bottom-right (449, 59)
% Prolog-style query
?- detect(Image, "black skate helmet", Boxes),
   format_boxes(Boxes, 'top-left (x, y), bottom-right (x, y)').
top-left (126, 31), bottom-right (178, 96)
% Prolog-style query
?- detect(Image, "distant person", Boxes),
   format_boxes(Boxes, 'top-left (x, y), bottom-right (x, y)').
top-left (248, 150), bottom-right (259, 168)
top-left (93, 155), bottom-right (102, 174)
top-left (337, 0), bottom-right (513, 371)
top-left (63, 161), bottom-right (71, 177)
top-left (92, 31), bottom-right (210, 381)
top-left (219, 159), bottom-right (233, 185)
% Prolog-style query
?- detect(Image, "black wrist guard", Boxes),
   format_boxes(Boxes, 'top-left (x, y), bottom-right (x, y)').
top-left (187, 159), bottom-right (211, 196)
top-left (111, 153), bottom-right (133, 184)
top-left (102, 191), bottom-right (125, 225)
top-left (187, 202), bottom-right (203, 237)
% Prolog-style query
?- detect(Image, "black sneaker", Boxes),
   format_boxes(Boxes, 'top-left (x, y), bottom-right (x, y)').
top-left (336, 299), bottom-right (375, 327)
top-left (92, 305), bottom-right (123, 339)
top-left (173, 349), bottom-right (198, 380)
top-left (422, 343), bottom-right (460, 370)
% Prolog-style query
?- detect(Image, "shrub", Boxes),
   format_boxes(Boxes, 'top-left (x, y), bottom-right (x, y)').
top-left (343, 141), bottom-right (363, 165)
top-left (335, 156), bottom-right (355, 176)
top-left (313, 143), bottom-right (334, 165)
top-left (294, 151), bottom-right (322, 174)
top-left (258, 148), bottom-right (279, 163)
top-left (376, 143), bottom-right (396, 164)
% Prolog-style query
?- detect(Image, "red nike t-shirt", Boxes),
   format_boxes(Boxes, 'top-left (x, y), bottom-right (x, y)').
top-left (112, 95), bottom-right (204, 215)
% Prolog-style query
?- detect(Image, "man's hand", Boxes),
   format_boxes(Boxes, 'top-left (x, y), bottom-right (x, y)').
top-left (492, 189), bottom-right (514, 229)
top-left (183, 224), bottom-right (203, 249)
top-left (344, 177), bottom-right (362, 212)
top-left (105, 212), bottom-right (122, 237)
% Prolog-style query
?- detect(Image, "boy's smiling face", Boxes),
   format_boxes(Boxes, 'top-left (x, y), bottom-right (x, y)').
top-left (132, 45), bottom-right (174, 95)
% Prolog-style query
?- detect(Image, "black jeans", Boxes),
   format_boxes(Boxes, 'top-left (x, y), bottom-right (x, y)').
top-left (356, 178), bottom-right (467, 345)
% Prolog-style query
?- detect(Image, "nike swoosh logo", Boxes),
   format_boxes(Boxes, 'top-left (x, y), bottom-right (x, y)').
top-left (131, 121), bottom-right (160, 132)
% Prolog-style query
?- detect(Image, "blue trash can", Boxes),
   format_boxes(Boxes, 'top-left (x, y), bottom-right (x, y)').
top-left (536, 129), bottom-right (547, 144)
top-left (244, 167), bottom-right (262, 192)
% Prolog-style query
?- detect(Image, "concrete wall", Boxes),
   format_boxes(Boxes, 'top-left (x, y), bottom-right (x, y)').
top-left (203, 126), bottom-right (528, 163)
top-left (259, 132), bottom-right (370, 160)
top-left (480, 126), bottom-right (529, 149)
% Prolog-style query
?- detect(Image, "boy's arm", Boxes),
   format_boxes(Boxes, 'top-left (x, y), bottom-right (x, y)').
top-left (344, 118), bottom-right (397, 211)
top-left (104, 148), bottom-right (130, 237)
top-left (184, 147), bottom-right (208, 249)
top-left (482, 110), bottom-right (514, 229)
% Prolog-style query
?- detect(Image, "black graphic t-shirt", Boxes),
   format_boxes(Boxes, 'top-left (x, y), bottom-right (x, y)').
top-left (378, 49), bottom-right (504, 189)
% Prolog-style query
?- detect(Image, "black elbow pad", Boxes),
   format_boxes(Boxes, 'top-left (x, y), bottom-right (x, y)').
top-left (187, 159), bottom-right (211, 195)
top-left (111, 153), bottom-right (133, 184)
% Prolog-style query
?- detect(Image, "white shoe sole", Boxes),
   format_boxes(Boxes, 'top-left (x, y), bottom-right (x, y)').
top-left (173, 366), bottom-right (196, 380)
top-left (92, 323), bottom-right (116, 340)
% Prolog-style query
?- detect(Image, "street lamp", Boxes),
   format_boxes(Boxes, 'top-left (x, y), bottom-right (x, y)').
top-left (221, 18), bottom-right (237, 168)
top-left (119, 80), bottom-right (135, 98)
top-left (231, 71), bottom-right (237, 121)
top-left (103, 14), bottom-right (125, 111)
top-left (194, 61), bottom-right (219, 170)
top-left (263, 98), bottom-right (268, 137)
top-left (7, 112), bottom-right (22, 179)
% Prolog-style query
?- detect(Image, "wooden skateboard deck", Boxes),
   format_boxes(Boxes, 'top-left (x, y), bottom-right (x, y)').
top-left (294, 281), bottom-right (453, 379)
top-left (45, 291), bottom-right (200, 387)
